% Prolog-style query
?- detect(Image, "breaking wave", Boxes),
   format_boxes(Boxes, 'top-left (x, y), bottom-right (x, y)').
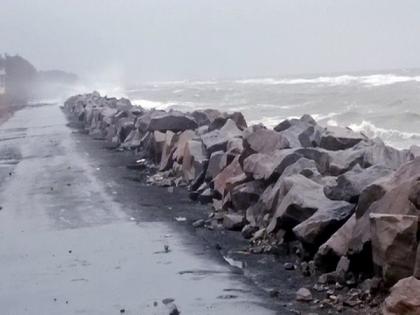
top-left (132, 99), bottom-right (176, 110)
top-left (348, 120), bottom-right (420, 143)
top-left (132, 99), bottom-right (199, 111)
top-left (235, 74), bottom-right (420, 87)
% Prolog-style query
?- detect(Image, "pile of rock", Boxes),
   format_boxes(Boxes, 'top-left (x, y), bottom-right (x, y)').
top-left (64, 92), bottom-right (420, 313)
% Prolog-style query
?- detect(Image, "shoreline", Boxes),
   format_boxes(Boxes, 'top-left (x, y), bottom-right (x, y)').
top-left (63, 91), bottom-right (420, 314)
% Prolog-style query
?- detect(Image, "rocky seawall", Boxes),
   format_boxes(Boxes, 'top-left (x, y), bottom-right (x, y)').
top-left (63, 92), bottom-right (420, 315)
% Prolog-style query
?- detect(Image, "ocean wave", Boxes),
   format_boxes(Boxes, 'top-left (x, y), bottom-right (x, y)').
top-left (312, 112), bottom-right (339, 121)
top-left (131, 99), bottom-right (176, 110)
top-left (235, 74), bottom-right (420, 87)
top-left (348, 120), bottom-right (420, 142)
top-left (131, 99), bottom-right (200, 111)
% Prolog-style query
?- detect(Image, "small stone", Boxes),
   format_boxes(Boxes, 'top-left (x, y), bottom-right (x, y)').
top-left (300, 262), bottom-right (310, 276)
top-left (192, 219), bottom-right (205, 228)
top-left (296, 287), bottom-right (313, 302)
top-left (222, 213), bottom-right (245, 231)
top-left (164, 244), bottom-right (170, 253)
top-left (251, 228), bottom-right (266, 241)
top-left (313, 283), bottom-right (327, 292)
top-left (284, 262), bottom-right (295, 270)
top-left (120, 309), bottom-right (125, 313)
top-left (68, 250), bottom-right (72, 254)
top-left (318, 272), bottom-right (338, 285)
top-left (269, 289), bottom-right (279, 298)
top-left (249, 245), bottom-right (264, 254)
top-left (241, 224), bottom-right (258, 239)
top-left (162, 298), bottom-right (174, 305)
top-left (153, 301), bottom-right (158, 307)
top-left (328, 295), bottom-right (337, 302)
top-left (335, 256), bottom-right (350, 283)
top-left (359, 277), bottom-right (382, 294)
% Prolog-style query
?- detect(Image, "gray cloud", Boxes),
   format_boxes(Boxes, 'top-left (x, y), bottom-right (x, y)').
top-left (1, 0), bottom-right (419, 82)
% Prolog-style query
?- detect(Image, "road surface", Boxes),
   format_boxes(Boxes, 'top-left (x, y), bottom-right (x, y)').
top-left (0, 103), bottom-right (279, 315)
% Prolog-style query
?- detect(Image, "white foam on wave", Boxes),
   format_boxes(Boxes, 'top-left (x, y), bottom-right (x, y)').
top-left (132, 99), bottom-right (176, 110)
top-left (132, 99), bottom-right (199, 111)
top-left (235, 74), bottom-right (420, 87)
top-left (349, 120), bottom-right (420, 142)
top-left (311, 112), bottom-right (338, 121)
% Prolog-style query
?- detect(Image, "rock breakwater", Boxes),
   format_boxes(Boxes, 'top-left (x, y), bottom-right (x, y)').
top-left (64, 92), bottom-right (420, 314)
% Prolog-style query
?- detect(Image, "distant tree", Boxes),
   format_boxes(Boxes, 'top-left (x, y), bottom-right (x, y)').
top-left (2, 54), bottom-right (38, 104)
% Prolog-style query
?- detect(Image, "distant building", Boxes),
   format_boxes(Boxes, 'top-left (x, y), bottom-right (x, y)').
top-left (0, 67), bottom-right (5, 95)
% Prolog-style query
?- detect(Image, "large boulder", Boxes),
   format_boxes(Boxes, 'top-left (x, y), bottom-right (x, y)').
top-left (230, 181), bottom-right (264, 211)
top-left (383, 276), bottom-right (420, 315)
top-left (205, 150), bottom-right (226, 180)
top-left (244, 128), bottom-right (289, 154)
top-left (135, 110), bottom-right (164, 132)
top-left (261, 157), bottom-right (319, 211)
top-left (159, 131), bottom-right (178, 171)
top-left (324, 164), bottom-right (393, 203)
top-left (319, 126), bottom-right (367, 151)
top-left (329, 138), bottom-right (412, 175)
top-left (114, 117), bottom-right (135, 144)
top-left (267, 175), bottom-right (354, 240)
top-left (182, 140), bottom-right (208, 182)
top-left (191, 109), bottom-right (223, 127)
top-left (213, 156), bottom-right (244, 196)
top-left (243, 149), bottom-right (302, 181)
top-left (370, 214), bottom-right (418, 285)
top-left (201, 119), bottom-right (242, 154)
top-left (121, 128), bottom-right (143, 149)
top-left (315, 214), bottom-right (356, 271)
top-left (293, 201), bottom-right (354, 248)
top-left (349, 165), bottom-right (420, 258)
top-left (208, 112), bottom-right (247, 132)
top-left (151, 131), bottom-right (167, 163)
top-left (172, 130), bottom-right (196, 163)
top-left (274, 115), bottom-right (322, 148)
top-left (147, 111), bottom-right (198, 132)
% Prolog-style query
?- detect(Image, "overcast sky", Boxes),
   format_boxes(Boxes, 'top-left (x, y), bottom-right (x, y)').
top-left (1, 0), bottom-right (419, 82)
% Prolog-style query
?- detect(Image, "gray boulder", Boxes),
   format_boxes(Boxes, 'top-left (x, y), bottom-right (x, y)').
top-left (370, 213), bottom-right (418, 285)
top-left (223, 213), bottom-right (246, 231)
top-left (274, 115), bottom-right (322, 148)
top-left (267, 175), bottom-right (354, 244)
top-left (201, 119), bottom-right (242, 154)
top-left (324, 164), bottom-right (393, 203)
top-left (320, 126), bottom-right (367, 151)
top-left (147, 111), bottom-right (198, 132)
top-left (244, 128), bottom-right (289, 154)
top-left (182, 139), bottom-right (208, 182)
top-left (230, 181), bottom-right (264, 211)
top-left (205, 150), bottom-right (226, 180)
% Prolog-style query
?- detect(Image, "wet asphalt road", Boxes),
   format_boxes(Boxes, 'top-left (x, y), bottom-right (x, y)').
top-left (0, 104), bottom-right (279, 315)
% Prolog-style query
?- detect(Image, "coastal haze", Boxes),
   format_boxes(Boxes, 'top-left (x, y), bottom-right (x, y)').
top-left (1, 1), bottom-right (420, 315)
top-left (2, 0), bottom-right (420, 149)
